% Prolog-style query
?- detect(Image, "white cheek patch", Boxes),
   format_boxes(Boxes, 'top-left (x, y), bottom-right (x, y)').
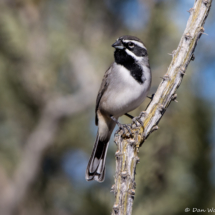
top-left (125, 49), bottom-right (144, 62)
top-left (123, 40), bottom-right (147, 50)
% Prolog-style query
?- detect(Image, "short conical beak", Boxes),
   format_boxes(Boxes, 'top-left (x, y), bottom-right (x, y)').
top-left (112, 40), bottom-right (124, 49)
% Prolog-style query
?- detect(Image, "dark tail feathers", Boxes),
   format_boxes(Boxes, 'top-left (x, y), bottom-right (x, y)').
top-left (85, 132), bottom-right (109, 182)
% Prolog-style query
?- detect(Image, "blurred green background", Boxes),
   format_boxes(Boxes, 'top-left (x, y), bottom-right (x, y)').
top-left (0, 0), bottom-right (214, 215)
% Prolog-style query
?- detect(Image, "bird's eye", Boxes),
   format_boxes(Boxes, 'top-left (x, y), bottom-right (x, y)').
top-left (128, 42), bottom-right (134, 48)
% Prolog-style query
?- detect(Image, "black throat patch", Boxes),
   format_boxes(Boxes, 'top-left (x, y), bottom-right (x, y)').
top-left (114, 49), bottom-right (145, 84)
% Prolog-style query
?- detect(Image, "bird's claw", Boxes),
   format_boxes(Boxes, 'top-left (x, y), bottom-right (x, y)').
top-left (118, 124), bottom-right (133, 136)
top-left (132, 116), bottom-right (144, 127)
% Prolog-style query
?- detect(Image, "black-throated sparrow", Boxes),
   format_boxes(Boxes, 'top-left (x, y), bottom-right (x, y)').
top-left (86, 35), bottom-right (151, 182)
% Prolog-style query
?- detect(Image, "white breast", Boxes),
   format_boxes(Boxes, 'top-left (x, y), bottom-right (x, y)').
top-left (101, 63), bottom-right (151, 117)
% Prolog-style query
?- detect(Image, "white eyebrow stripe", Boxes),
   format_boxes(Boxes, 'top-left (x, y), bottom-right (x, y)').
top-left (125, 49), bottom-right (144, 62)
top-left (123, 40), bottom-right (147, 50)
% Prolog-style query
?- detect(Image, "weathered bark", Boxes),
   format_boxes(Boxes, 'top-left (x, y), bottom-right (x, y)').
top-left (111, 1), bottom-right (213, 214)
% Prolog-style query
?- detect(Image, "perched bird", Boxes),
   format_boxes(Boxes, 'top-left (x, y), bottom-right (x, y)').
top-left (85, 35), bottom-right (151, 182)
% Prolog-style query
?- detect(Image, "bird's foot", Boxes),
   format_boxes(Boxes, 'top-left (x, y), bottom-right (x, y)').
top-left (110, 116), bottom-right (132, 136)
top-left (132, 111), bottom-right (146, 127)
top-left (118, 123), bottom-right (133, 136)
top-left (132, 116), bottom-right (143, 127)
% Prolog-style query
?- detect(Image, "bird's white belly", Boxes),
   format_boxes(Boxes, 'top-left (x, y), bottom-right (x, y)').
top-left (111, 84), bottom-right (146, 116)
top-left (101, 64), bottom-right (150, 117)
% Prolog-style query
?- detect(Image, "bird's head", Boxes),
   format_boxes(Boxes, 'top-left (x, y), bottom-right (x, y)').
top-left (112, 35), bottom-right (148, 65)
